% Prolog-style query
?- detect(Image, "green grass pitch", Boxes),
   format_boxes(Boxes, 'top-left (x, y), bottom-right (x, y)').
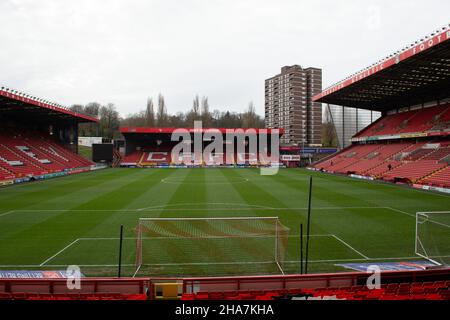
top-left (0, 168), bottom-right (448, 277)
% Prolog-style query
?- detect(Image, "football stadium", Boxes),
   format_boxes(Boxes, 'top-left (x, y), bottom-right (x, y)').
top-left (1, 25), bottom-right (449, 306)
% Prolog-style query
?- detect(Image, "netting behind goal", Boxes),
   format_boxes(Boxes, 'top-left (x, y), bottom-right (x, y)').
top-left (134, 217), bottom-right (290, 277)
top-left (415, 211), bottom-right (450, 266)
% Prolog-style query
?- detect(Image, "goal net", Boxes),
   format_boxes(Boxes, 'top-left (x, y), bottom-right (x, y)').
top-left (415, 211), bottom-right (450, 266)
top-left (134, 217), bottom-right (290, 277)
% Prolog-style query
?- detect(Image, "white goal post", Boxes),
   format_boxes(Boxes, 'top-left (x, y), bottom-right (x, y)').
top-left (415, 211), bottom-right (450, 266)
top-left (134, 217), bottom-right (290, 277)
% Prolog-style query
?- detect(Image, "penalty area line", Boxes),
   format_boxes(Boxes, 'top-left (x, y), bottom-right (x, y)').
top-left (40, 238), bottom-right (80, 266)
top-left (10, 206), bottom-right (388, 212)
top-left (0, 210), bottom-right (15, 218)
top-left (331, 234), bottom-right (370, 260)
top-left (4, 256), bottom-right (449, 268)
top-left (386, 207), bottom-right (415, 218)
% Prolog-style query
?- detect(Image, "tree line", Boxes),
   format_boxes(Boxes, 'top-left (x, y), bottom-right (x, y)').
top-left (71, 94), bottom-right (264, 139)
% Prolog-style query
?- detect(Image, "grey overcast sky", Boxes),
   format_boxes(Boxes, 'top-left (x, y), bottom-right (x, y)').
top-left (1, 0), bottom-right (449, 117)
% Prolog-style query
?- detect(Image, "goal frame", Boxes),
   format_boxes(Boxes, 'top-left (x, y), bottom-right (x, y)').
top-left (133, 216), bottom-right (287, 277)
top-left (415, 211), bottom-right (450, 266)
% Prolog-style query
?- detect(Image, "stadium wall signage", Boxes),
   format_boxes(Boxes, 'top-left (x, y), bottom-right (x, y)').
top-left (337, 261), bottom-right (437, 272)
top-left (2, 166), bottom-right (101, 187)
top-left (280, 155), bottom-right (301, 161)
top-left (351, 130), bottom-right (449, 142)
top-left (349, 174), bottom-right (375, 181)
top-left (0, 270), bottom-right (84, 279)
top-left (314, 28), bottom-right (450, 101)
top-left (413, 184), bottom-right (450, 194)
top-left (0, 180), bottom-right (14, 187)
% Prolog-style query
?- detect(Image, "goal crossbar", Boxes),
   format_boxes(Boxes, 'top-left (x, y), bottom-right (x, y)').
top-left (137, 217), bottom-right (280, 221)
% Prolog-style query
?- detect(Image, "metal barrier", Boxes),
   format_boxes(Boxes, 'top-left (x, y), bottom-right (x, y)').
top-left (1, 269), bottom-right (449, 299)
top-left (180, 269), bottom-right (450, 294)
top-left (0, 277), bottom-right (150, 295)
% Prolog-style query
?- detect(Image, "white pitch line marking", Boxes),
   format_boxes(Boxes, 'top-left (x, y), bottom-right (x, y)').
top-left (6, 256), bottom-right (447, 268)
top-left (9, 206), bottom-right (389, 212)
top-left (386, 207), bottom-right (415, 218)
top-left (285, 255), bottom-right (450, 263)
top-left (161, 178), bottom-right (249, 185)
top-left (0, 264), bottom-right (136, 268)
top-left (77, 234), bottom-right (333, 241)
top-left (139, 261), bottom-right (277, 267)
top-left (5, 256), bottom-right (450, 268)
top-left (331, 234), bottom-right (370, 260)
top-left (0, 210), bottom-right (15, 218)
top-left (138, 202), bottom-right (275, 211)
top-left (40, 238), bottom-right (80, 266)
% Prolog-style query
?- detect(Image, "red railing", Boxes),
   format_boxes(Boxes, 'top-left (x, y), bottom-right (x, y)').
top-left (1, 269), bottom-right (449, 299)
top-left (0, 277), bottom-right (149, 295)
top-left (180, 269), bottom-right (450, 294)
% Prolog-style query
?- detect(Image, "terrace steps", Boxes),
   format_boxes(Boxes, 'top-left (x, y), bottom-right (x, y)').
top-left (0, 143), bottom-right (45, 170)
top-left (417, 164), bottom-right (450, 184)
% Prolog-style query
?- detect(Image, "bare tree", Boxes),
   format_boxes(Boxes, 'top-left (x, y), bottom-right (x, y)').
top-left (99, 103), bottom-right (120, 139)
top-left (156, 94), bottom-right (168, 127)
top-left (242, 101), bottom-right (259, 128)
top-left (192, 95), bottom-right (200, 116)
top-left (70, 104), bottom-right (85, 114)
top-left (201, 96), bottom-right (212, 127)
top-left (84, 102), bottom-right (101, 117)
top-left (145, 97), bottom-right (155, 127)
top-left (121, 110), bottom-right (147, 127)
top-left (185, 95), bottom-right (201, 126)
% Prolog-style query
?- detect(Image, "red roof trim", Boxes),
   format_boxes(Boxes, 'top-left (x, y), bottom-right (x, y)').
top-left (120, 127), bottom-right (284, 135)
top-left (280, 146), bottom-right (301, 151)
top-left (313, 27), bottom-right (450, 102)
top-left (0, 89), bottom-right (99, 123)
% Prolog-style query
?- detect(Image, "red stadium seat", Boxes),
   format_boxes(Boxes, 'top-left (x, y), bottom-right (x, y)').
top-left (313, 139), bottom-right (449, 186)
top-left (179, 280), bottom-right (450, 301)
top-left (356, 104), bottom-right (450, 138)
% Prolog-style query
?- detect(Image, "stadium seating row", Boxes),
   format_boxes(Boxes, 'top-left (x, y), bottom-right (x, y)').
top-left (121, 150), bottom-right (274, 166)
top-left (422, 166), bottom-right (450, 187)
top-left (356, 103), bottom-right (450, 138)
top-left (0, 292), bottom-right (147, 301)
top-left (314, 140), bottom-right (450, 187)
top-left (0, 130), bottom-right (93, 181)
top-left (121, 151), bottom-right (144, 164)
top-left (0, 280), bottom-right (448, 300)
top-left (181, 281), bottom-right (450, 301)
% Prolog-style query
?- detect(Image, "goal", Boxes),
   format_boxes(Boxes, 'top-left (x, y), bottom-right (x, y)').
top-left (134, 217), bottom-right (290, 277)
top-left (415, 211), bottom-right (450, 266)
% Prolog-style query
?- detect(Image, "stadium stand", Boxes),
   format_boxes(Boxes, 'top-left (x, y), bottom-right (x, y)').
top-left (314, 140), bottom-right (450, 184)
top-left (421, 166), bottom-right (450, 188)
top-left (140, 151), bottom-right (173, 166)
top-left (355, 104), bottom-right (450, 138)
top-left (121, 151), bottom-right (144, 165)
top-left (119, 128), bottom-right (283, 167)
top-left (383, 160), bottom-right (447, 183)
top-left (0, 292), bottom-right (148, 301)
top-left (310, 25), bottom-right (450, 192)
top-left (0, 86), bottom-right (97, 183)
top-left (1, 269), bottom-right (448, 301)
top-left (0, 130), bottom-right (93, 179)
top-left (123, 150), bottom-right (271, 167)
top-left (0, 166), bottom-right (15, 180)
